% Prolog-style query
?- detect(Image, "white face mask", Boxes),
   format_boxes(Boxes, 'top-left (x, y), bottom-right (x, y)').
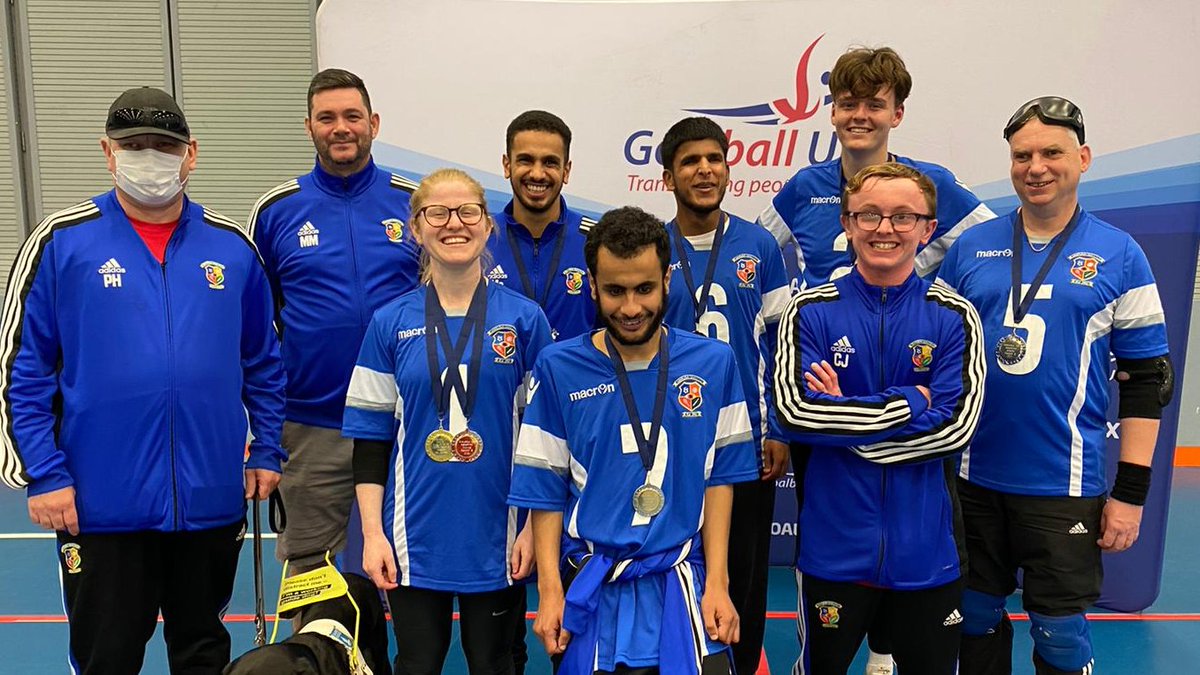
top-left (112, 147), bottom-right (188, 207)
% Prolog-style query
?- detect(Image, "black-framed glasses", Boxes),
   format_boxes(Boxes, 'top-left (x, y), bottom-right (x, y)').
top-left (418, 203), bottom-right (486, 228)
top-left (846, 211), bottom-right (930, 232)
top-left (108, 107), bottom-right (190, 136)
top-left (1003, 96), bottom-right (1084, 143)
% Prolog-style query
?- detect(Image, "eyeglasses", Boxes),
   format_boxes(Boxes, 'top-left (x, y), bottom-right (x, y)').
top-left (418, 203), bottom-right (486, 228)
top-left (108, 107), bottom-right (190, 136)
top-left (1003, 96), bottom-right (1084, 143)
top-left (845, 211), bottom-right (930, 232)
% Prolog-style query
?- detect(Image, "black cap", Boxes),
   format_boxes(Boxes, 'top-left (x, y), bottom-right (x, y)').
top-left (105, 87), bottom-right (191, 143)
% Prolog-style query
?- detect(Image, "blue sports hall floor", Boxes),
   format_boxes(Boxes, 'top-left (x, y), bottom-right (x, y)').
top-left (4, 470), bottom-right (1199, 674)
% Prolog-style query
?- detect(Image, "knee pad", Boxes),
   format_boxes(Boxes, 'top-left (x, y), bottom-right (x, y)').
top-left (961, 588), bottom-right (1006, 637)
top-left (1028, 612), bottom-right (1093, 673)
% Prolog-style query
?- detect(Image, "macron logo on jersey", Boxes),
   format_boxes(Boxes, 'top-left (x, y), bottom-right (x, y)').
top-left (298, 221), bottom-right (320, 248)
top-left (976, 248), bottom-right (1013, 258)
top-left (809, 195), bottom-right (840, 205)
top-left (569, 382), bottom-right (616, 402)
top-left (98, 258), bottom-right (126, 288)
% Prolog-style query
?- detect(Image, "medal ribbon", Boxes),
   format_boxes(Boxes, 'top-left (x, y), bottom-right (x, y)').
top-left (670, 214), bottom-right (726, 324)
top-left (505, 221), bottom-right (568, 307)
top-left (424, 280), bottom-right (488, 425)
top-left (1010, 206), bottom-right (1081, 324)
top-left (604, 329), bottom-right (670, 472)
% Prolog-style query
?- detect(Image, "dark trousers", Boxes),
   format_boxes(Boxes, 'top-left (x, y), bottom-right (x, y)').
top-left (57, 520), bottom-right (245, 675)
top-left (790, 442), bottom-right (892, 656)
top-left (797, 573), bottom-right (963, 675)
top-left (387, 584), bottom-right (525, 675)
top-left (591, 651), bottom-right (732, 675)
top-left (956, 479), bottom-right (1104, 675)
top-left (727, 478), bottom-right (775, 675)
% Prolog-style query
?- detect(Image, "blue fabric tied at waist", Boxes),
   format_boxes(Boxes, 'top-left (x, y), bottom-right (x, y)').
top-left (560, 535), bottom-right (717, 675)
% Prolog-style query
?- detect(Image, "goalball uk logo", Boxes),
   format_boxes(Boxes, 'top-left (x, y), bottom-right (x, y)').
top-left (622, 34), bottom-right (839, 199)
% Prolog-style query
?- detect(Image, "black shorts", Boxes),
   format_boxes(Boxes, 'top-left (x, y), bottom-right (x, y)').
top-left (957, 478), bottom-right (1104, 616)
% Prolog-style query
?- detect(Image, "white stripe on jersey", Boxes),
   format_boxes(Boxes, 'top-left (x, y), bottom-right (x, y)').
top-left (1068, 300), bottom-right (1117, 496)
top-left (793, 568), bottom-right (809, 675)
top-left (715, 402), bottom-right (753, 450)
top-left (914, 201), bottom-right (997, 277)
top-left (391, 402), bottom-right (411, 585)
top-left (760, 286), bottom-right (793, 324)
top-left (850, 285), bottom-right (987, 464)
top-left (933, 277), bottom-right (959, 295)
top-left (345, 366), bottom-right (400, 413)
top-left (246, 179), bottom-right (300, 239)
top-left (1113, 283), bottom-right (1166, 329)
top-left (1, 200), bottom-right (101, 489)
top-left (514, 424), bottom-right (571, 476)
top-left (758, 203), bottom-right (805, 278)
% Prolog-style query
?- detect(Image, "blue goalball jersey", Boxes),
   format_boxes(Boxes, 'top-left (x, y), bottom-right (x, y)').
top-left (509, 329), bottom-right (759, 669)
top-left (664, 213), bottom-right (793, 446)
top-left (343, 282), bottom-right (552, 592)
top-left (936, 209), bottom-right (1169, 497)
top-left (758, 156), bottom-right (995, 288)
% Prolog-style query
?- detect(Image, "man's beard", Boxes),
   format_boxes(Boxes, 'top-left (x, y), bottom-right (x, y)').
top-left (316, 136), bottom-right (369, 169)
top-left (599, 292), bottom-right (667, 347)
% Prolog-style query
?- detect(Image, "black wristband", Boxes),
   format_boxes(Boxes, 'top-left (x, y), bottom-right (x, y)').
top-left (1110, 461), bottom-right (1151, 506)
top-left (353, 438), bottom-right (392, 486)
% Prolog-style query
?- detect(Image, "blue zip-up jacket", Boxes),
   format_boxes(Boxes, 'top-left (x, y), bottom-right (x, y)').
top-left (0, 191), bottom-right (286, 533)
top-left (248, 158), bottom-right (420, 428)
top-left (487, 198), bottom-right (596, 341)
top-left (773, 269), bottom-right (985, 589)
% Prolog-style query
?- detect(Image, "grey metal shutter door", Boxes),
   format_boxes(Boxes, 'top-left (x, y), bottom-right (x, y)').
top-left (22, 0), bottom-right (168, 216)
top-left (176, 0), bottom-right (315, 226)
top-left (0, 11), bottom-right (22, 296)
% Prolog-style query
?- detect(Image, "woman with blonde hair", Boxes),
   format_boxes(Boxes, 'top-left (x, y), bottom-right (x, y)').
top-left (345, 168), bottom-right (552, 674)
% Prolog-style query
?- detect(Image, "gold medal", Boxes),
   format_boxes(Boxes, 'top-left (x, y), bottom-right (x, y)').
top-left (425, 429), bottom-right (455, 462)
top-left (452, 429), bottom-right (483, 462)
top-left (632, 484), bottom-right (665, 517)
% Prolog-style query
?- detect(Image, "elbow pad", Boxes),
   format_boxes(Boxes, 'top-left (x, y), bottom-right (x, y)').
top-left (1115, 355), bottom-right (1173, 419)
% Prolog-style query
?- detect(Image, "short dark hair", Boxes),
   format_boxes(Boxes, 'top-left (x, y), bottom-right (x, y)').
top-left (307, 68), bottom-right (371, 115)
top-left (585, 206), bottom-right (671, 277)
top-left (829, 47), bottom-right (912, 107)
top-left (506, 110), bottom-right (572, 159)
top-left (843, 162), bottom-right (937, 217)
top-left (660, 117), bottom-right (728, 172)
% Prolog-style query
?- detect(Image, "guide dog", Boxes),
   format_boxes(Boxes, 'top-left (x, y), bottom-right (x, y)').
top-left (224, 572), bottom-right (390, 675)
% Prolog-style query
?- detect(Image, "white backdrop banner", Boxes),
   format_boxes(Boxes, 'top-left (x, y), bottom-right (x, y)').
top-left (319, 0), bottom-right (1200, 613)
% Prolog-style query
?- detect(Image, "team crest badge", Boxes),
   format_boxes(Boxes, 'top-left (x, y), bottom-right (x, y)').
top-left (908, 339), bottom-right (936, 373)
top-left (200, 261), bottom-right (225, 290)
top-left (1067, 252), bottom-right (1104, 287)
top-left (61, 543), bottom-right (82, 574)
top-left (673, 375), bottom-right (707, 418)
top-left (816, 601), bottom-right (842, 628)
top-left (733, 254), bottom-right (760, 288)
top-left (563, 267), bottom-right (586, 295)
top-left (489, 324), bottom-right (518, 363)
top-left (382, 218), bottom-right (406, 244)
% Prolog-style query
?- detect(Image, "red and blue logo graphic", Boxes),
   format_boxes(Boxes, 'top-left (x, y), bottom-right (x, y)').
top-left (684, 35), bottom-right (829, 126)
top-left (489, 324), bottom-right (518, 363)
top-left (733, 254), bottom-right (760, 286)
top-left (673, 375), bottom-right (707, 417)
top-left (563, 267), bottom-right (586, 295)
top-left (1068, 252), bottom-right (1104, 287)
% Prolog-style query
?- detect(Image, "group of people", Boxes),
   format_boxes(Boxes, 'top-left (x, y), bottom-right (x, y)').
top-left (0, 43), bottom-right (1173, 675)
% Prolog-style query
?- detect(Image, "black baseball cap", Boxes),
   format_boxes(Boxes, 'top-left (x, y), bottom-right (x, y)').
top-left (1003, 96), bottom-right (1085, 144)
top-left (105, 87), bottom-right (191, 143)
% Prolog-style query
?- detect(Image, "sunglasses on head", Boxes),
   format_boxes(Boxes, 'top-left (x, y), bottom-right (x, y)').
top-left (108, 107), bottom-right (190, 136)
top-left (1003, 96), bottom-right (1084, 144)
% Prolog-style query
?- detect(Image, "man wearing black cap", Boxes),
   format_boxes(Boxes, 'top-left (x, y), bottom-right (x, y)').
top-left (0, 86), bottom-right (286, 673)
top-left (936, 97), bottom-right (1173, 675)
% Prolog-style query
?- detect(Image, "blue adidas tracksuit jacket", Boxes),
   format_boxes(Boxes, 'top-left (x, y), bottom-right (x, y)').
top-left (1, 191), bottom-right (285, 533)
top-left (248, 159), bottom-right (421, 428)
top-left (773, 269), bottom-right (986, 589)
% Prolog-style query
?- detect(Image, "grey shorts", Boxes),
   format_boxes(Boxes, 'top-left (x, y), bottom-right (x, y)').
top-left (275, 421), bottom-right (355, 567)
